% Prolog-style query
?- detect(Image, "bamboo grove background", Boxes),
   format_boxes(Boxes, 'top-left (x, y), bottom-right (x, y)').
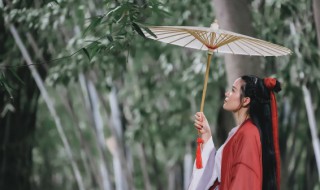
top-left (1, 0), bottom-right (320, 189)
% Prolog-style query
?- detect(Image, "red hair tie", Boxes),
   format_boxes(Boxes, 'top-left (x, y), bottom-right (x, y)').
top-left (264, 77), bottom-right (281, 190)
top-left (264, 78), bottom-right (277, 90)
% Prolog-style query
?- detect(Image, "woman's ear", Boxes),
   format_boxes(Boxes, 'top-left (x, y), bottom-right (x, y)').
top-left (242, 97), bottom-right (251, 107)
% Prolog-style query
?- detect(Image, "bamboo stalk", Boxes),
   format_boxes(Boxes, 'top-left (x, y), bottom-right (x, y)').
top-left (9, 24), bottom-right (85, 190)
top-left (26, 30), bottom-right (100, 188)
top-left (78, 73), bottom-right (112, 190)
top-left (59, 87), bottom-right (101, 188)
top-left (302, 85), bottom-right (320, 181)
top-left (108, 87), bottom-right (130, 190)
top-left (98, 83), bottom-right (135, 190)
top-left (137, 143), bottom-right (152, 190)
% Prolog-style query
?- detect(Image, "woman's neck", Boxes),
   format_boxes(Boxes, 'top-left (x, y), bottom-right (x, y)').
top-left (234, 108), bottom-right (249, 126)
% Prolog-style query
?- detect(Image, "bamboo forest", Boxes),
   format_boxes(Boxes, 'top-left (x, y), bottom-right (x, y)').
top-left (1, 0), bottom-right (320, 189)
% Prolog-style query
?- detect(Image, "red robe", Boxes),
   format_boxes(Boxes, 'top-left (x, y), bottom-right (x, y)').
top-left (219, 119), bottom-right (262, 190)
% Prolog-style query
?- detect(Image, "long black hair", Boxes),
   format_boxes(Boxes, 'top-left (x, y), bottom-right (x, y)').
top-left (240, 75), bottom-right (281, 190)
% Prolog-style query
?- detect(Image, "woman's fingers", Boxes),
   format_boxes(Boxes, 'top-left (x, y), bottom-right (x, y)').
top-left (194, 112), bottom-right (210, 134)
top-left (194, 120), bottom-right (202, 125)
top-left (193, 112), bottom-right (212, 140)
top-left (195, 126), bottom-right (206, 134)
top-left (194, 114), bottom-right (200, 121)
top-left (195, 112), bottom-right (206, 122)
top-left (194, 123), bottom-right (200, 127)
top-left (194, 121), bottom-right (201, 127)
top-left (195, 114), bottom-right (204, 122)
top-left (194, 120), bottom-right (206, 131)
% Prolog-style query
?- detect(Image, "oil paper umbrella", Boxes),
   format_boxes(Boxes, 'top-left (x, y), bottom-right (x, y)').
top-left (142, 21), bottom-right (291, 169)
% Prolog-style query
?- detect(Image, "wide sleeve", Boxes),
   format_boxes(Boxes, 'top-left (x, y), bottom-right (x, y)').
top-left (228, 131), bottom-right (262, 190)
top-left (188, 137), bottom-right (216, 190)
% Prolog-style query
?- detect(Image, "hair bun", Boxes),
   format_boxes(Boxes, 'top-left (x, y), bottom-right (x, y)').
top-left (273, 80), bottom-right (281, 93)
top-left (264, 78), bottom-right (281, 93)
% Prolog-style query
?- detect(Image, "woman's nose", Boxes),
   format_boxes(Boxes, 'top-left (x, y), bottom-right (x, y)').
top-left (225, 91), bottom-right (229, 97)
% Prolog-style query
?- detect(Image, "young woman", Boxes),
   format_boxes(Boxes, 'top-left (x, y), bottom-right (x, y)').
top-left (188, 75), bottom-right (281, 190)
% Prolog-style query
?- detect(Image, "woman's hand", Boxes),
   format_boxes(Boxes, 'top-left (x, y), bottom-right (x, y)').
top-left (194, 112), bottom-right (212, 143)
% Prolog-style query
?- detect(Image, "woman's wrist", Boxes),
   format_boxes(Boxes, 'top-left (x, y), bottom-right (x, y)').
top-left (201, 133), bottom-right (212, 144)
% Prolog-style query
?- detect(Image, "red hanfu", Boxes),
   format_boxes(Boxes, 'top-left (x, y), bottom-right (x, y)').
top-left (219, 119), bottom-right (262, 190)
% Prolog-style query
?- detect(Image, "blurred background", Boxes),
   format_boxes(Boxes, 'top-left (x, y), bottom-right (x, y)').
top-left (0, 0), bottom-right (320, 189)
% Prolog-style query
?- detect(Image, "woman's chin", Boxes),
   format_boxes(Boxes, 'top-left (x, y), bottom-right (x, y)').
top-left (223, 104), bottom-right (228, 110)
top-left (223, 104), bottom-right (233, 112)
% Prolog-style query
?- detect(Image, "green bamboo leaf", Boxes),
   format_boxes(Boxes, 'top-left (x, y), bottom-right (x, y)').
top-left (114, 35), bottom-right (125, 40)
top-left (133, 22), bottom-right (157, 38)
top-left (83, 16), bottom-right (103, 36)
top-left (106, 6), bottom-right (121, 16)
top-left (2, 82), bottom-right (13, 99)
top-left (106, 34), bottom-right (113, 42)
top-left (82, 48), bottom-right (91, 61)
top-left (89, 45), bottom-right (102, 59)
top-left (132, 22), bottom-right (146, 38)
top-left (8, 69), bottom-right (24, 85)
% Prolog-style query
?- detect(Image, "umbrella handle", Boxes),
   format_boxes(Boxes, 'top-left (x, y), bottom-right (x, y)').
top-left (196, 52), bottom-right (213, 169)
top-left (200, 53), bottom-right (213, 113)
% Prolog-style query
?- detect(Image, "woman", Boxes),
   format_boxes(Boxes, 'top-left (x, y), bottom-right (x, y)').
top-left (188, 75), bottom-right (281, 190)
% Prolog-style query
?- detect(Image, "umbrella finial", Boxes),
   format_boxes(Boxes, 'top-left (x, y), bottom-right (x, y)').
top-left (210, 20), bottom-right (219, 30)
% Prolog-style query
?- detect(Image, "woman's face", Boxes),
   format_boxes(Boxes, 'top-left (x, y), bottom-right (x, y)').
top-left (223, 78), bottom-right (244, 112)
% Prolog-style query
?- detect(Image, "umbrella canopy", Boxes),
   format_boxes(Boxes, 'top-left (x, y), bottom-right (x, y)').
top-left (142, 21), bottom-right (291, 113)
top-left (143, 22), bottom-right (292, 56)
